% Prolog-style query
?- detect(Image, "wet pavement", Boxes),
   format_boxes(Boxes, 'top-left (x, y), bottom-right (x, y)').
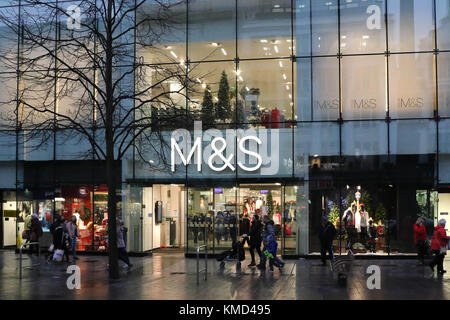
top-left (1, 249), bottom-right (450, 300)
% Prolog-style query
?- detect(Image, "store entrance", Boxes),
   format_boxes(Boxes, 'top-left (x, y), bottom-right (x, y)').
top-left (140, 184), bottom-right (185, 252)
top-left (2, 191), bottom-right (17, 247)
top-left (186, 182), bottom-right (303, 256)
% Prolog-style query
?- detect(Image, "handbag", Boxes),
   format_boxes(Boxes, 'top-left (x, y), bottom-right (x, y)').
top-left (52, 249), bottom-right (64, 262)
top-left (22, 230), bottom-right (29, 239)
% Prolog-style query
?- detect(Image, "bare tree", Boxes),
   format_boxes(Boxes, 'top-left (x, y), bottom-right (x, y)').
top-left (0, 0), bottom-right (203, 279)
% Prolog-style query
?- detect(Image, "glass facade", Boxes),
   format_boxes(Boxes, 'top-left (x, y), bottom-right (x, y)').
top-left (0, 0), bottom-right (449, 257)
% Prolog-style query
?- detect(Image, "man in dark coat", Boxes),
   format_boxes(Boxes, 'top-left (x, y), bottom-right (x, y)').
top-left (319, 216), bottom-right (336, 266)
top-left (248, 214), bottom-right (263, 267)
top-left (239, 213), bottom-right (251, 247)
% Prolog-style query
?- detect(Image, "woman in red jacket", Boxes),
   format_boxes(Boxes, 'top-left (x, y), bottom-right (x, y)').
top-left (414, 217), bottom-right (428, 265)
top-left (430, 219), bottom-right (450, 274)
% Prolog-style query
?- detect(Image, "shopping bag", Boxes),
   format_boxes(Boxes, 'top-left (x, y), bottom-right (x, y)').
top-left (52, 249), bottom-right (64, 262)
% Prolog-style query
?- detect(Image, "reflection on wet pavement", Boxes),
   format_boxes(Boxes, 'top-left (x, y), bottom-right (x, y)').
top-left (1, 250), bottom-right (449, 300)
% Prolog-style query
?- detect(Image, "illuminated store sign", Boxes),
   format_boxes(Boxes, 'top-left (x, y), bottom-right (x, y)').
top-left (170, 121), bottom-right (279, 174)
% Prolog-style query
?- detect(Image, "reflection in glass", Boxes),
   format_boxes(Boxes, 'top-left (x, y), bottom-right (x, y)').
top-left (238, 0), bottom-right (291, 59)
top-left (389, 53), bottom-right (434, 118)
top-left (189, 0), bottom-right (235, 61)
top-left (340, 0), bottom-right (386, 54)
top-left (342, 55), bottom-right (386, 120)
top-left (388, 0), bottom-right (434, 52)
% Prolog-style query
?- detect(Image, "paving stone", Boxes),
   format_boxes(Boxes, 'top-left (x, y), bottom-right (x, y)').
top-left (1, 249), bottom-right (449, 300)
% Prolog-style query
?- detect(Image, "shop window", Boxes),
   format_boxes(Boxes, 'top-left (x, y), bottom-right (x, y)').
top-left (238, 0), bottom-right (291, 59)
top-left (294, 0), bottom-right (338, 56)
top-left (438, 52), bottom-right (450, 117)
top-left (388, 0), bottom-right (435, 52)
top-left (390, 119), bottom-right (436, 155)
top-left (437, 0), bottom-right (450, 50)
top-left (312, 57), bottom-right (339, 121)
top-left (389, 53), bottom-right (435, 119)
top-left (136, 1), bottom-right (186, 64)
top-left (342, 55), bottom-right (386, 120)
top-left (188, 0), bottom-right (235, 61)
top-left (340, 0), bottom-right (386, 54)
top-left (187, 61), bottom-right (236, 126)
top-left (238, 59), bottom-right (293, 126)
top-left (187, 187), bottom-right (213, 254)
top-left (342, 121), bottom-right (388, 156)
top-left (214, 187), bottom-right (237, 252)
top-left (58, 185), bottom-right (94, 252)
top-left (311, 184), bottom-right (394, 255)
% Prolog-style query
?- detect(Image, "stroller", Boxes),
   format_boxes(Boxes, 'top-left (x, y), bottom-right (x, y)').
top-left (217, 238), bottom-right (245, 269)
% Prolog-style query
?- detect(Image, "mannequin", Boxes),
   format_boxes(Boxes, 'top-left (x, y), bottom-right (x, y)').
top-left (256, 197), bottom-right (263, 210)
top-left (357, 204), bottom-right (369, 245)
top-left (246, 198), bottom-right (255, 216)
top-left (260, 201), bottom-right (268, 217)
top-left (342, 202), bottom-right (357, 250)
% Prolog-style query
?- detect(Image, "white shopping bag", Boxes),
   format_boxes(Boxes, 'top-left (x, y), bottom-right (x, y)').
top-left (52, 249), bottom-right (64, 262)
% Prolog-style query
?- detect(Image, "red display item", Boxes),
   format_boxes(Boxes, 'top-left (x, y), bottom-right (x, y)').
top-left (46, 212), bottom-right (51, 221)
top-left (261, 112), bottom-right (270, 128)
top-left (271, 109), bottom-right (281, 128)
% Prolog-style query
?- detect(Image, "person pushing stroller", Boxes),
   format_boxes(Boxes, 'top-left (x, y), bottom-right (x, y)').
top-left (217, 235), bottom-right (246, 268)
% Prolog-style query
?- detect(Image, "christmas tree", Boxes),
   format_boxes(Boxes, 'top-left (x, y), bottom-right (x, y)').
top-left (200, 85), bottom-right (215, 128)
top-left (216, 71), bottom-right (232, 122)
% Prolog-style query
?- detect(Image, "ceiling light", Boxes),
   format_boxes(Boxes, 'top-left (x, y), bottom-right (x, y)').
top-left (341, 35), bottom-right (347, 39)
top-left (282, 74), bottom-right (287, 80)
top-left (221, 48), bottom-right (227, 56)
top-left (274, 45), bottom-right (279, 53)
top-left (286, 85), bottom-right (289, 90)
top-left (260, 39), bottom-right (268, 43)
top-left (289, 94), bottom-right (292, 99)
top-left (274, 4), bottom-right (280, 8)
top-left (202, 83), bottom-right (206, 89)
top-left (170, 51), bottom-right (177, 58)
top-left (196, 78), bottom-right (201, 83)
top-left (279, 61), bottom-right (283, 68)
top-left (239, 76), bottom-right (243, 82)
top-left (263, 47), bottom-right (269, 51)
top-left (245, 86), bottom-right (250, 91)
top-left (362, 35), bottom-right (370, 39)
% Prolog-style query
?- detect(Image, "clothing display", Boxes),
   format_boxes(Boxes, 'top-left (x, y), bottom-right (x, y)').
top-left (255, 198), bottom-right (263, 210)
top-left (355, 210), bottom-right (369, 233)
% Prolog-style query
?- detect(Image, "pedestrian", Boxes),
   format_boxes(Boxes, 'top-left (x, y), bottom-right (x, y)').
top-left (239, 213), bottom-right (251, 247)
top-left (248, 214), bottom-right (262, 267)
top-left (53, 216), bottom-right (71, 262)
top-left (66, 216), bottom-right (80, 260)
top-left (29, 214), bottom-right (43, 255)
top-left (429, 219), bottom-right (450, 274)
top-left (319, 215), bottom-right (336, 266)
top-left (46, 215), bottom-right (60, 261)
top-left (367, 220), bottom-right (377, 253)
top-left (117, 220), bottom-right (133, 269)
top-left (414, 217), bottom-right (428, 265)
top-left (258, 215), bottom-right (285, 272)
top-left (119, 220), bottom-right (128, 249)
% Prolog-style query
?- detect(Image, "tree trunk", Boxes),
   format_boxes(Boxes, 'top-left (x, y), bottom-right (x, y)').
top-left (105, 0), bottom-right (119, 280)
